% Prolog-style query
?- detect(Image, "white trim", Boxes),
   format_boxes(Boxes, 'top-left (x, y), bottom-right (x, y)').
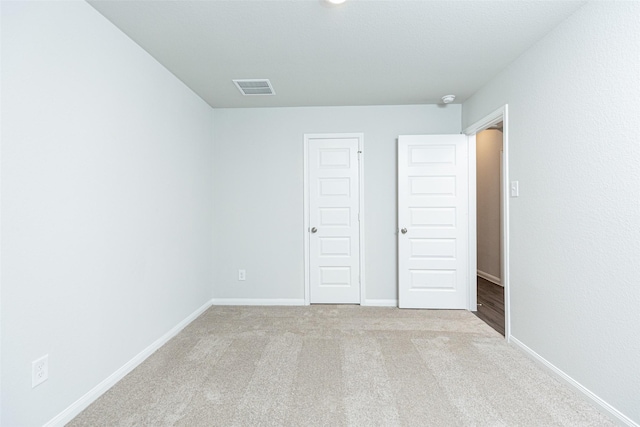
top-left (363, 299), bottom-right (398, 307)
top-left (464, 106), bottom-right (505, 135)
top-left (358, 139), bottom-right (366, 305)
top-left (464, 104), bottom-right (511, 341)
top-left (44, 299), bottom-right (213, 427)
top-left (467, 134), bottom-right (477, 311)
top-left (211, 298), bottom-right (305, 306)
top-left (499, 149), bottom-right (505, 291)
top-left (502, 106), bottom-right (511, 341)
top-left (302, 134), bottom-right (311, 305)
top-left (477, 270), bottom-right (502, 287)
top-left (303, 133), bottom-right (365, 306)
top-left (0, 3), bottom-right (3, 418)
top-left (510, 337), bottom-right (638, 427)
top-left (303, 135), bottom-right (310, 305)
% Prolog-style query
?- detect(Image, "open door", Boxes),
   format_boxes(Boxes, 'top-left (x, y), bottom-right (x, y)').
top-left (398, 135), bottom-right (469, 309)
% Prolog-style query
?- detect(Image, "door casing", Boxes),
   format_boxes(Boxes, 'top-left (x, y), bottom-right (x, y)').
top-left (303, 133), bottom-right (365, 305)
top-left (464, 105), bottom-right (510, 341)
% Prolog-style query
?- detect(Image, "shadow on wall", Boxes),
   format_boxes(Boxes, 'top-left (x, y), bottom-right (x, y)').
top-left (476, 128), bottom-right (503, 285)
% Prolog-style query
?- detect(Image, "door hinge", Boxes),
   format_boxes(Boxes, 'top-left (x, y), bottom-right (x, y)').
top-left (358, 150), bottom-right (362, 160)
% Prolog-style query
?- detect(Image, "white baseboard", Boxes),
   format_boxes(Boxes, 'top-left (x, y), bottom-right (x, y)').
top-left (477, 269), bottom-right (502, 286)
top-left (44, 299), bottom-right (213, 427)
top-left (211, 299), bottom-right (397, 307)
top-left (211, 298), bottom-right (305, 306)
top-left (363, 299), bottom-right (398, 307)
top-left (510, 337), bottom-right (638, 427)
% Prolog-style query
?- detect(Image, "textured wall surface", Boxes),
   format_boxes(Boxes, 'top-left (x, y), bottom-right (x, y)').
top-left (463, 2), bottom-right (640, 423)
top-left (212, 105), bottom-right (461, 303)
top-left (1, 2), bottom-right (214, 425)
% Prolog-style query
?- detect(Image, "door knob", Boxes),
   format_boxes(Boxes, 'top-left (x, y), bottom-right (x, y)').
top-left (311, 227), bottom-right (318, 233)
top-left (400, 228), bottom-right (407, 234)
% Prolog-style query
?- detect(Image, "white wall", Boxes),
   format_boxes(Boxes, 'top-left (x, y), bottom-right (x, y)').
top-left (1, 2), bottom-right (214, 426)
top-left (212, 105), bottom-right (460, 303)
top-left (463, 2), bottom-right (640, 424)
top-left (476, 129), bottom-right (502, 281)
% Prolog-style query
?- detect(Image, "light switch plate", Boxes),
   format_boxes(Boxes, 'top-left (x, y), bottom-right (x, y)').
top-left (510, 181), bottom-right (519, 197)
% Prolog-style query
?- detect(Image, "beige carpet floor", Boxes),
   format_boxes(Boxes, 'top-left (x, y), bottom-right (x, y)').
top-left (68, 306), bottom-right (613, 426)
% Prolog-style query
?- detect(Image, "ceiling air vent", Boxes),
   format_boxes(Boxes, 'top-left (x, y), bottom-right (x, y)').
top-left (233, 79), bottom-right (275, 96)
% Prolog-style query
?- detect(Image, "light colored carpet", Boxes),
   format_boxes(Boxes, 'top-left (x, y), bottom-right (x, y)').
top-left (68, 306), bottom-right (613, 426)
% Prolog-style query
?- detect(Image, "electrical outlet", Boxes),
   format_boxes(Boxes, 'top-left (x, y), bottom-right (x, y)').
top-left (32, 355), bottom-right (49, 388)
top-left (238, 269), bottom-right (246, 281)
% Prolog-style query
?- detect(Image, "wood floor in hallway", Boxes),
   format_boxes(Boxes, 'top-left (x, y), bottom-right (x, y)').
top-left (474, 276), bottom-right (505, 335)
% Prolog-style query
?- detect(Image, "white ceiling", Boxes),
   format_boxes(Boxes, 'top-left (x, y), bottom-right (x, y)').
top-left (88, 0), bottom-right (585, 108)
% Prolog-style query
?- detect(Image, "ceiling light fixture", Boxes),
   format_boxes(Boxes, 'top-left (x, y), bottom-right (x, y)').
top-left (326, 0), bottom-right (347, 5)
top-left (441, 94), bottom-right (456, 104)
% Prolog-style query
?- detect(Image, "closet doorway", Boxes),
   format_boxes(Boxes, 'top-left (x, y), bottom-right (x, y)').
top-left (474, 123), bottom-right (505, 335)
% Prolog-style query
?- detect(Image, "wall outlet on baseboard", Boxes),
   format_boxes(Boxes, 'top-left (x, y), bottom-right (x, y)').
top-left (32, 354), bottom-right (49, 388)
top-left (238, 269), bottom-right (246, 281)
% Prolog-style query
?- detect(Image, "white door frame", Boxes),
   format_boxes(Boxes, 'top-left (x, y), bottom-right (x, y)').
top-left (303, 133), bottom-right (365, 305)
top-left (464, 105), bottom-right (511, 341)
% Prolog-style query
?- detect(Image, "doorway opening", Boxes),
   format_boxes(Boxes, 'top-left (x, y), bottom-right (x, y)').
top-left (474, 124), bottom-right (504, 335)
top-left (465, 105), bottom-right (510, 340)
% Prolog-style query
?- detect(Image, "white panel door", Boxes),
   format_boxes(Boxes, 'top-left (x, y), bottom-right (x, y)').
top-left (398, 135), bottom-right (469, 309)
top-left (308, 136), bottom-right (360, 304)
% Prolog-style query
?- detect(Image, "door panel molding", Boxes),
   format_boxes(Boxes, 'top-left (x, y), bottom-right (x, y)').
top-left (398, 135), bottom-right (469, 309)
top-left (304, 133), bottom-right (365, 305)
